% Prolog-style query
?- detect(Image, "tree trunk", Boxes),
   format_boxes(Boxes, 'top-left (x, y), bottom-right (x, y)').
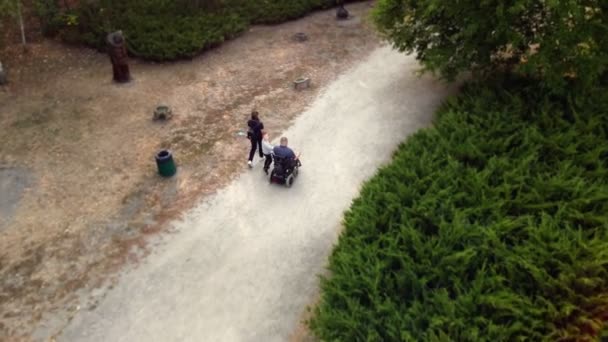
top-left (17, 0), bottom-right (26, 46)
top-left (0, 60), bottom-right (6, 85)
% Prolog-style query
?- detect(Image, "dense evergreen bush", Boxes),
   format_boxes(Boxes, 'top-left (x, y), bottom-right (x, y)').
top-left (38, 0), bottom-right (358, 60)
top-left (233, 0), bottom-right (339, 24)
top-left (309, 79), bottom-right (608, 341)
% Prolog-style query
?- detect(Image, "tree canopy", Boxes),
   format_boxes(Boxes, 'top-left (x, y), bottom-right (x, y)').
top-left (373, 0), bottom-right (608, 91)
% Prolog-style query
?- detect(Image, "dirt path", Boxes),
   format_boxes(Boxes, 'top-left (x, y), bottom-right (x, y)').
top-left (0, 3), bottom-right (383, 339)
top-left (56, 46), bottom-right (457, 342)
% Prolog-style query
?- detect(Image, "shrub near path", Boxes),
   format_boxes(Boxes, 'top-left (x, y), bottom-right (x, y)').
top-left (310, 79), bottom-right (608, 341)
top-left (46, 0), bottom-right (364, 60)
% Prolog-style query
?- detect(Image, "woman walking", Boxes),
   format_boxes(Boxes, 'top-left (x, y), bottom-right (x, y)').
top-left (247, 111), bottom-right (264, 167)
top-left (261, 132), bottom-right (274, 174)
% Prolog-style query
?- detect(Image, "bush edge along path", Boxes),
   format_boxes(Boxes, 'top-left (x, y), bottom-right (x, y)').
top-left (309, 78), bottom-right (608, 341)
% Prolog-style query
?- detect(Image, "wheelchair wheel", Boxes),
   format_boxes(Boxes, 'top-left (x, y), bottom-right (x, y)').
top-left (293, 167), bottom-right (299, 177)
top-left (285, 174), bottom-right (294, 188)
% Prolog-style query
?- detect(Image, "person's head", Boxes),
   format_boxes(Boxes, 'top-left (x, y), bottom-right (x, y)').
top-left (251, 111), bottom-right (259, 121)
top-left (262, 131), bottom-right (269, 140)
top-left (280, 137), bottom-right (288, 147)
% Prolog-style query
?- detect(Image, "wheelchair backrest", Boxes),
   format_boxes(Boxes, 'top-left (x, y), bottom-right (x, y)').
top-left (273, 155), bottom-right (294, 171)
top-left (273, 155), bottom-right (288, 164)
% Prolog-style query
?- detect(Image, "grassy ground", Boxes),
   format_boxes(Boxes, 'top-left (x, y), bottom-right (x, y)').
top-left (309, 77), bottom-right (608, 341)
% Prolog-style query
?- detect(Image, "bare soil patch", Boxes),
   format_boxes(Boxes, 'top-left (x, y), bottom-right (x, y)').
top-left (0, 2), bottom-right (380, 340)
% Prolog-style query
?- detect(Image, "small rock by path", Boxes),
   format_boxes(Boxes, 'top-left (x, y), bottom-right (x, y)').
top-left (58, 46), bottom-right (458, 342)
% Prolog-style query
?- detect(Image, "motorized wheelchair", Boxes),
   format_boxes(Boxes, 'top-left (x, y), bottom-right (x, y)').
top-left (269, 155), bottom-right (301, 187)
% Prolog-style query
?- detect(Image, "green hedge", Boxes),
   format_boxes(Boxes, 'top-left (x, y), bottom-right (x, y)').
top-left (42, 0), bottom-right (357, 61)
top-left (309, 79), bottom-right (608, 341)
top-left (234, 0), bottom-right (341, 24)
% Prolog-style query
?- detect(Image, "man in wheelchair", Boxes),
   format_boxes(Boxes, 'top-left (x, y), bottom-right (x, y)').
top-left (270, 137), bottom-right (301, 186)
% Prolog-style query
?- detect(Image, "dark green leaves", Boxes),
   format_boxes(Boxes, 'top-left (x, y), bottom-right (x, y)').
top-left (310, 80), bottom-right (608, 341)
top-left (373, 0), bottom-right (608, 93)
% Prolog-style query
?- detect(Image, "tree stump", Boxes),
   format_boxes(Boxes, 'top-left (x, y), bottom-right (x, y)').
top-left (154, 105), bottom-right (173, 121)
top-left (293, 32), bottom-right (308, 42)
top-left (0, 62), bottom-right (6, 85)
top-left (294, 77), bottom-right (311, 90)
top-left (107, 31), bottom-right (131, 83)
top-left (337, 5), bottom-right (349, 20)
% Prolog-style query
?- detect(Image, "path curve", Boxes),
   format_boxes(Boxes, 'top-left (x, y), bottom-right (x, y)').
top-left (58, 46), bottom-right (457, 342)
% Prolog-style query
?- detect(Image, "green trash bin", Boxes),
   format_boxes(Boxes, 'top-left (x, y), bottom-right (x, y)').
top-left (155, 150), bottom-right (176, 177)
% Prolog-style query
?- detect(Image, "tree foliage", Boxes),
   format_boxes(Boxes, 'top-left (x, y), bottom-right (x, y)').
top-left (373, 0), bottom-right (608, 92)
top-left (178, 0), bottom-right (221, 11)
top-left (309, 78), bottom-right (608, 341)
